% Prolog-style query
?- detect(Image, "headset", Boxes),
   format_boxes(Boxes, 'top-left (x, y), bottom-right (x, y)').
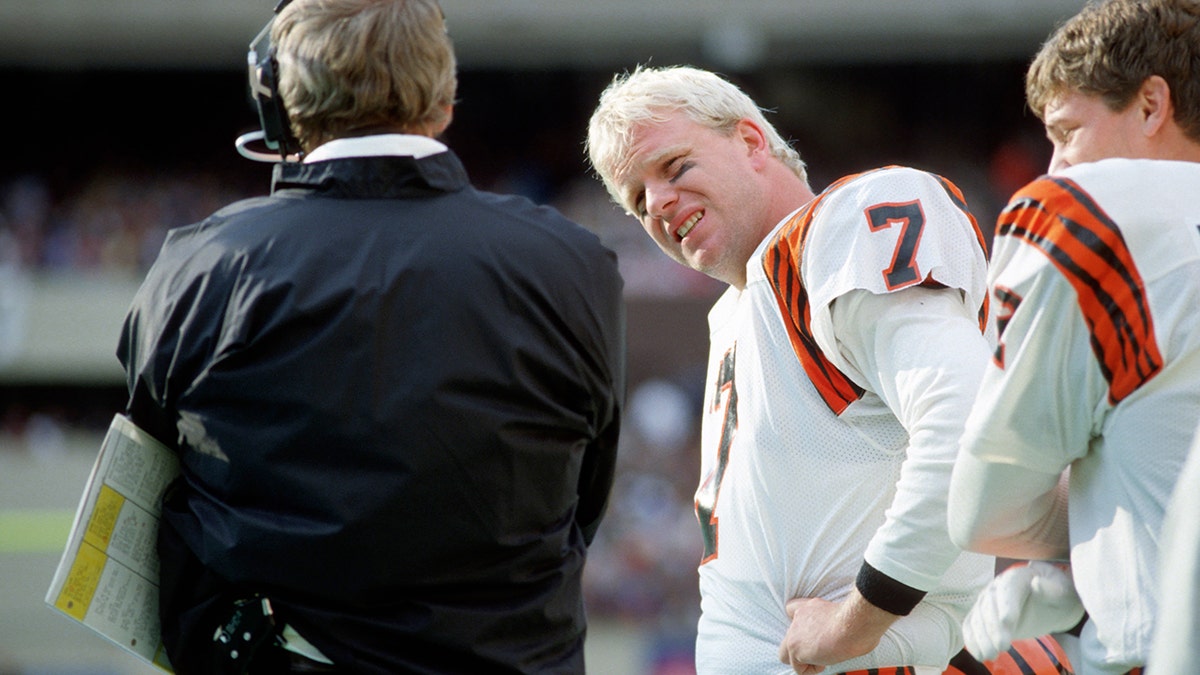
top-left (235, 0), bottom-right (302, 162)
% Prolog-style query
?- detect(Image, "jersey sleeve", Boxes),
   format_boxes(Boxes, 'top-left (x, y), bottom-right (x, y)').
top-left (803, 167), bottom-right (990, 376)
top-left (961, 176), bottom-right (1130, 475)
top-left (832, 286), bottom-right (994, 598)
top-left (795, 168), bottom-right (994, 604)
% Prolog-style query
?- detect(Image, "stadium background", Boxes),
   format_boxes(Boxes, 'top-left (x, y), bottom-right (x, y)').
top-left (0, 1), bottom-right (1085, 672)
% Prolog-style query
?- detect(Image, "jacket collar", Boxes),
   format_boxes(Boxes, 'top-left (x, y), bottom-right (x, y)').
top-left (270, 148), bottom-right (469, 199)
top-left (302, 134), bottom-right (449, 162)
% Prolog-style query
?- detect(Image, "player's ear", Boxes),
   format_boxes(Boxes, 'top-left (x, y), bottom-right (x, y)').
top-left (736, 118), bottom-right (769, 162)
top-left (1137, 75), bottom-right (1173, 138)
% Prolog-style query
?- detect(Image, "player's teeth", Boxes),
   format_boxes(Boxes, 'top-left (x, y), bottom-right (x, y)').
top-left (677, 213), bottom-right (701, 238)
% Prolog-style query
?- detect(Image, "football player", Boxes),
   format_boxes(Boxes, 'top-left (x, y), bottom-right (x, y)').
top-left (948, 1), bottom-right (1200, 673)
top-left (587, 64), bottom-right (1069, 675)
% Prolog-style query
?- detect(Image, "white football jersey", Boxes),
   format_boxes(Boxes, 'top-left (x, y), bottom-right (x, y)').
top-left (695, 167), bottom-right (994, 673)
top-left (960, 158), bottom-right (1200, 673)
top-left (1149, 421), bottom-right (1200, 674)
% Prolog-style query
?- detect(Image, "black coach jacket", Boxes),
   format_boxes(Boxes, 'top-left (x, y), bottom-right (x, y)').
top-left (117, 148), bottom-right (626, 673)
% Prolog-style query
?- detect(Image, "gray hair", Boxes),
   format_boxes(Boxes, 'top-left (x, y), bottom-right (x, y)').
top-left (272, 0), bottom-right (457, 151)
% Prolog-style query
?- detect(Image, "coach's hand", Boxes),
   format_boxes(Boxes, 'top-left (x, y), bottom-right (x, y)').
top-left (963, 561), bottom-right (1085, 662)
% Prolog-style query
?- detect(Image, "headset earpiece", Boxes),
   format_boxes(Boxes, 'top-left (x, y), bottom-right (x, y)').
top-left (237, 0), bottom-right (301, 161)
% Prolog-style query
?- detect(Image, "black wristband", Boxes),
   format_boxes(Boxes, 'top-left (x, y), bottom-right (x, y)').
top-left (855, 561), bottom-right (926, 616)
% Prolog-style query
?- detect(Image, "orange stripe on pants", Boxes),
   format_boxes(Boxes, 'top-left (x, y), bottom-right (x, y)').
top-left (942, 635), bottom-right (1074, 674)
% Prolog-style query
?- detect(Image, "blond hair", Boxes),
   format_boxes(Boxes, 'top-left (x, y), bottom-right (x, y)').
top-left (586, 65), bottom-right (806, 210)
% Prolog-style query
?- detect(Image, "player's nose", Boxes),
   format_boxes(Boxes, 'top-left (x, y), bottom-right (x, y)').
top-left (644, 179), bottom-right (678, 222)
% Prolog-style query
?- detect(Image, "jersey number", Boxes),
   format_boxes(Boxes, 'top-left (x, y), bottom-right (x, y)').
top-left (697, 347), bottom-right (736, 564)
top-left (992, 284), bottom-right (1022, 368)
top-left (866, 201), bottom-right (926, 290)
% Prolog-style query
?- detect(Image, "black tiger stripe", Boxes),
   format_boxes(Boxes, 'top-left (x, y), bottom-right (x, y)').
top-left (998, 176), bottom-right (1162, 402)
top-left (1033, 634), bottom-right (1072, 674)
top-left (764, 192), bottom-right (866, 414)
top-left (1007, 644), bottom-right (1039, 675)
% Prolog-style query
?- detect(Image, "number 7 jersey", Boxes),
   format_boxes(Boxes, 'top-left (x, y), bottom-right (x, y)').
top-left (694, 166), bottom-right (994, 673)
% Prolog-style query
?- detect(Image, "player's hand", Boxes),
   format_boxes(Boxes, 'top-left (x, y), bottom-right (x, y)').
top-left (778, 593), bottom-right (889, 674)
top-left (777, 597), bottom-right (832, 674)
top-left (963, 561), bottom-right (1085, 662)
